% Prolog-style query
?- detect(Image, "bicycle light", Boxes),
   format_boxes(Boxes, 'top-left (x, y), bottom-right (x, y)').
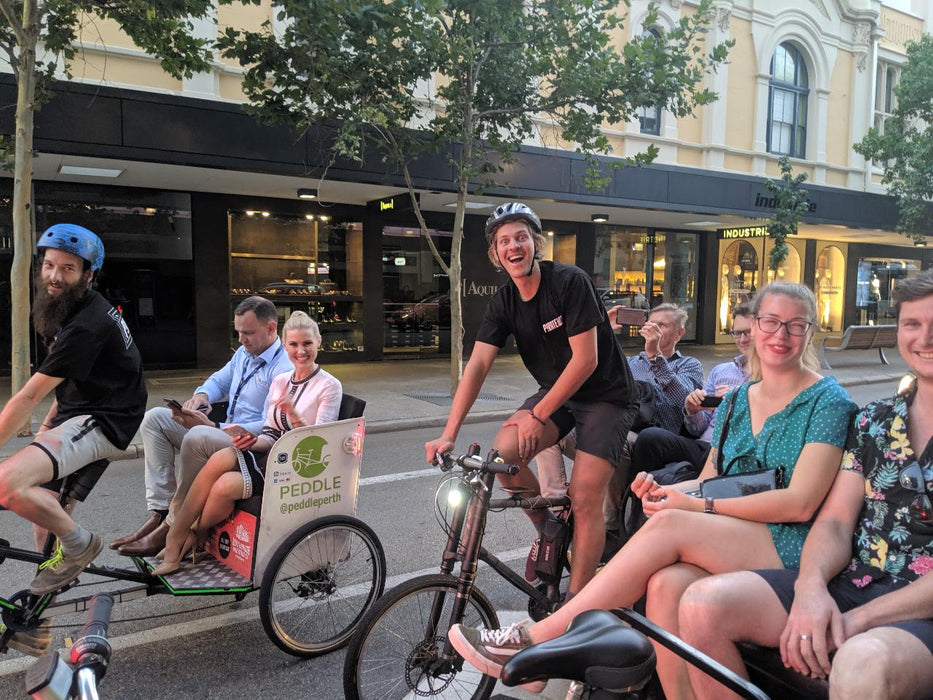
top-left (447, 484), bottom-right (465, 507)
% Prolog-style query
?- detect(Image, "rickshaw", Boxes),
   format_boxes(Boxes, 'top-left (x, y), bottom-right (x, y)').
top-left (1, 395), bottom-right (386, 663)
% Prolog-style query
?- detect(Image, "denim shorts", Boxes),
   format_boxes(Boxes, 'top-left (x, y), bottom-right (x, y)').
top-left (31, 415), bottom-right (123, 481)
top-left (520, 388), bottom-right (636, 466)
top-left (754, 568), bottom-right (933, 654)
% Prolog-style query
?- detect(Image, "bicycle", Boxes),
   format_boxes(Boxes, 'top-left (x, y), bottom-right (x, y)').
top-left (500, 608), bottom-right (771, 700)
top-left (343, 444), bottom-right (573, 700)
top-left (25, 592), bottom-right (114, 700)
top-left (2, 399), bottom-right (386, 663)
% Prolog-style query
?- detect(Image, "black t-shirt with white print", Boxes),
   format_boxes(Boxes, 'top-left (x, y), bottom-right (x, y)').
top-left (37, 289), bottom-right (148, 450)
top-left (476, 261), bottom-right (634, 404)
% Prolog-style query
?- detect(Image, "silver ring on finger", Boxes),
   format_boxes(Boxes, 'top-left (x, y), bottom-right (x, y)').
top-left (800, 634), bottom-right (810, 642)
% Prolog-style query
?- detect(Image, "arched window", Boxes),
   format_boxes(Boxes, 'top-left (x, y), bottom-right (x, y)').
top-left (637, 27), bottom-right (662, 135)
top-left (767, 42), bottom-right (809, 158)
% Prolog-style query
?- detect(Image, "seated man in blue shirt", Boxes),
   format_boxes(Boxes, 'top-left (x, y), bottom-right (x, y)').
top-left (631, 303), bottom-right (754, 479)
top-left (112, 295), bottom-right (293, 556)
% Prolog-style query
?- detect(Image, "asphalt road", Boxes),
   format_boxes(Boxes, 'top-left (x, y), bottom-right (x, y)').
top-left (0, 380), bottom-right (895, 700)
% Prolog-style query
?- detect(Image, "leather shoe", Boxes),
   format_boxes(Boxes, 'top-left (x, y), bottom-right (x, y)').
top-left (118, 521), bottom-right (169, 557)
top-left (110, 512), bottom-right (164, 550)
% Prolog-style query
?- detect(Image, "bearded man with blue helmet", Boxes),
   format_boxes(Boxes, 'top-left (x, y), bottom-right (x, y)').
top-left (0, 224), bottom-right (147, 629)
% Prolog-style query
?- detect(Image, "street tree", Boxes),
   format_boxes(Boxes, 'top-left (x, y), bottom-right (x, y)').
top-left (855, 34), bottom-right (933, 242)
top-left (218, 0), bottom-right (731, 394)
top-left (0, 0), bottom-right (226, 429)
top-left (763, 156), bottom-right (810, 272)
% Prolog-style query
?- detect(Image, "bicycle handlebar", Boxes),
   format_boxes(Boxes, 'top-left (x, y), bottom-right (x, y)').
top-left (434, 451), bottom-right (520, 476)
top-left (71, 593), bottom-right (114, 700)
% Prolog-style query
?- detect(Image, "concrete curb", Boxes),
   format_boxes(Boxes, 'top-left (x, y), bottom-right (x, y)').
top-left (2, 370), bottom-right (904, 463)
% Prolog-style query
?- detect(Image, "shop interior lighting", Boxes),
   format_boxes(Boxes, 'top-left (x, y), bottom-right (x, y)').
top-left (591, 213), bottom-right (609, 223)
top-left (546, 230), bottom-right (554, 237)
top-left (58, 165), bottom-right (124, 178)
top-left (261, 211), bottom-right (270, 217)
top-left (319, 215), bottom-right (330, 222)
top-left (297, 188), bottom-right (318, 200)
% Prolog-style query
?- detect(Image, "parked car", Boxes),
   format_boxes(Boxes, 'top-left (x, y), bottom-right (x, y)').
top-left (599, 289), bottom-right (648, 311)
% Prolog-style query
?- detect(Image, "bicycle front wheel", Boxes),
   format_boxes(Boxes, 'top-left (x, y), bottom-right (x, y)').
top-left (258, 515), bottom-right (386, 657)
top-left (343, 573), bottom-right (499, 700)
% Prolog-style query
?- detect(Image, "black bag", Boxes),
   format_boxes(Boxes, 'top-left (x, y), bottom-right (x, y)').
top-left (700, 390), bottom-right (785, 500)
top-left (534, 511), bottom-right (571, 584)
top-left (630, 380), bottom-right (658, 433)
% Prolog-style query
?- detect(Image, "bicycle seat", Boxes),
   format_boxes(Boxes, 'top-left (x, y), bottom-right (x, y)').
top-left (501, 609), bottom-right (656, 691)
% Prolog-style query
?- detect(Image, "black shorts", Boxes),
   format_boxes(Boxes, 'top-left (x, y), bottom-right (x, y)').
top-left (520, 388), bottom-right (636, 466)
top-left (754, 568), bottom-right (933, 654)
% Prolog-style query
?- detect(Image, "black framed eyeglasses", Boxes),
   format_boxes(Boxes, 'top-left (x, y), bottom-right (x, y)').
top-left (729, 329), bottom-right (751, 338)
top-left (898, 461), bottom-right (933, 533)
top-left (755, 316), bottom-right (813, 337)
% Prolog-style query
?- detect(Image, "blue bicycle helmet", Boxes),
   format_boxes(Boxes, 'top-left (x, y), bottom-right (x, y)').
top-left (484, 202), bottom-right (542, 243)
top-left (37, 224), bottom-right (105, 272)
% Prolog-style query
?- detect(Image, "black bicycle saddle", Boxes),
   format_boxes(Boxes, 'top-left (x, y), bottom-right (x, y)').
top-left (501, 609), bottom-right (656, 691)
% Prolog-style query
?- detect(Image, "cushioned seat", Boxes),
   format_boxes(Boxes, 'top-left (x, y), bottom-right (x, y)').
top-left (501, 610), bottom-right (656, 691)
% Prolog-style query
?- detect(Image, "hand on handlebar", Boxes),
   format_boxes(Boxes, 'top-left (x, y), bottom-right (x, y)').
top-left (425, 436), bottom-right (455, 464)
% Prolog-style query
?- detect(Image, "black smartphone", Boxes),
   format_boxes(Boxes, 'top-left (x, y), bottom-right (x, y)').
top-left (163, 397), bottom-right (183, 411)
top-left (615, 307), bottom-right (648, 326)
top-left (699, 395), bottom-right (724, 408)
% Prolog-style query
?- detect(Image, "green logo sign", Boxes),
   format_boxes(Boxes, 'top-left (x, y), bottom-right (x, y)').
top-left (291, 435), bottom-right (330, 478)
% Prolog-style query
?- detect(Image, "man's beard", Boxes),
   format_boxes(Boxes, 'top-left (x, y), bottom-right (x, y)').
top-left (33, 271), bottom-right (88, 341)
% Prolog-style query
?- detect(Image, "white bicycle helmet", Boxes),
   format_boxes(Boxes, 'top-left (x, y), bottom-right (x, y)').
top-left (484, 202), bottom-right (542, 243)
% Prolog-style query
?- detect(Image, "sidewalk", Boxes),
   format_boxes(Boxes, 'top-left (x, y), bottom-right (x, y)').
top-left (0, 343), bottom-right (909, 460)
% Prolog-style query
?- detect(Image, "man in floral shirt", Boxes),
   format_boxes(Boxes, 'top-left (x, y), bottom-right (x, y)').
top-left (678, 271), bottom-right (933, 699)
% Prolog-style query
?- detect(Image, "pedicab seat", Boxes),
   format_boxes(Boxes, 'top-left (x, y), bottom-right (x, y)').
top-left (501, 610), bottom-right (656, 692)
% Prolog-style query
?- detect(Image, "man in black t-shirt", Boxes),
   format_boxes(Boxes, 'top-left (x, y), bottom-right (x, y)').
top-left (0, 224), bottom-right (147, 607)
top-left (425, 203), bottom-right (637, 595)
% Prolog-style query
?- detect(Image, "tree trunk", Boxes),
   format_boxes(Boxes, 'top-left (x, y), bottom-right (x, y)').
top-left (11, 0), bottom-right (39, 435)
top-left (449, 194), bottom-right (465, 397)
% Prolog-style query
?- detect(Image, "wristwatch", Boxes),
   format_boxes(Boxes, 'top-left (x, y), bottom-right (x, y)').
top-left (704, 497), bottom-right (716, 514)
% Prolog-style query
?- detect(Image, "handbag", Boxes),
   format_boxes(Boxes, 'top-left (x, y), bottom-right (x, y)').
top-left (700, 389), bottom-right (786, 499)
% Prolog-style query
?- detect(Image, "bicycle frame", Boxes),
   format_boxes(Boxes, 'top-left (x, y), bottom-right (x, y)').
top-left (427, 450), bottom-right (572, 675)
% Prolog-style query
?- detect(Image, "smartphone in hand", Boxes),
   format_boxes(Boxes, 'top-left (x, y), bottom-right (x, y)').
top-left (615, 307), bottom-right (648, 326)
top-left (222, 424), bottom-right (253, 438)
top-left (699, 395), bottom-right (724, 408)
top-left (164, 397), bottom-right (183, 411)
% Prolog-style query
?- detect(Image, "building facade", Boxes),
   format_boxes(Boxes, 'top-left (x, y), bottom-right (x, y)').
top-left (1, 0), bottom-right (930, 371)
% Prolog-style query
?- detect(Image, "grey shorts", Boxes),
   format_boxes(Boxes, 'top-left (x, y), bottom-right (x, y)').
top-left (754, 568), bottom-right (933, 655)
top-left (31, 415), bottom-right (124, 481)
top-left (520, 389), bottom-right (636, 466)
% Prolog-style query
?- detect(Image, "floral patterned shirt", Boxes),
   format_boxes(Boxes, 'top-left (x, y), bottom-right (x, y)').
top-left (841, 389), bottom-right (933, 586)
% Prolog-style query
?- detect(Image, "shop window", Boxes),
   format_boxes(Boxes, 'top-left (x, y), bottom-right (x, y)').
top-left (35, 191), bottom-right (195, 368)
top-left (856, 257), bottom-right (921, 324)
top-left (382, 226), bottom-right (451, 356)
top-left (815, 246), bottom-right (845, 332)
top-left (766, 244), bottom-right (801, 285)
top-left (767, 42), bottom-right (809, 158)
top-left (594, 227), bottom-right (698, 344)
top-left (719, 241), bottom-right (760, 334)
top-left (228, 212), bottom-right (364, 357)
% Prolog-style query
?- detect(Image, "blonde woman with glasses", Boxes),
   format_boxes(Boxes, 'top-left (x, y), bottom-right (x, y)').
top-left (449, 282), bottom-right (858, 699)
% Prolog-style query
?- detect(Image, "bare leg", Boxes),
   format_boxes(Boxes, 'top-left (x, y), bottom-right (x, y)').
top-left (198, 473), bottom-right (244, 533)
top-left (0, 447), bottom-right (73, 537)
top-left (154, 447), bottom-right (238, 572)
top-left (565, 450), bottom-right (614, 593)
top-left (33, 492), bottom-right (77, 551)
top-left (525, 509), bottom-right (782, 645)
top-left (678, 571), bottom-right (788, 700)
top-left (491, 410), bottom-right (560, 529)
top-left (646, 563), bottom-right (708, 700)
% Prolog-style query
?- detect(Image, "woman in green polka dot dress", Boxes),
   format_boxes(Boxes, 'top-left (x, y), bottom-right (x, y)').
top-left (449, 282), bottom-right (858, 699)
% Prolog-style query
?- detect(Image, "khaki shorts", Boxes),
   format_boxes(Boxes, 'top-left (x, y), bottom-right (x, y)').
top-left (31, 415), bottom-right (124, 481)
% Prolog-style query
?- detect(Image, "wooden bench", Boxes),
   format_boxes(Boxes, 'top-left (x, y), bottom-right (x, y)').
top-left (820, 324), bottom-right (897, 369)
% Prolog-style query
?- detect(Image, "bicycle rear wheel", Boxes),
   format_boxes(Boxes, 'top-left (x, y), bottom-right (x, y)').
top-left (343, 573), bottom-right (499, 700)
top-left (259, 515), bottom-right (386, 657)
